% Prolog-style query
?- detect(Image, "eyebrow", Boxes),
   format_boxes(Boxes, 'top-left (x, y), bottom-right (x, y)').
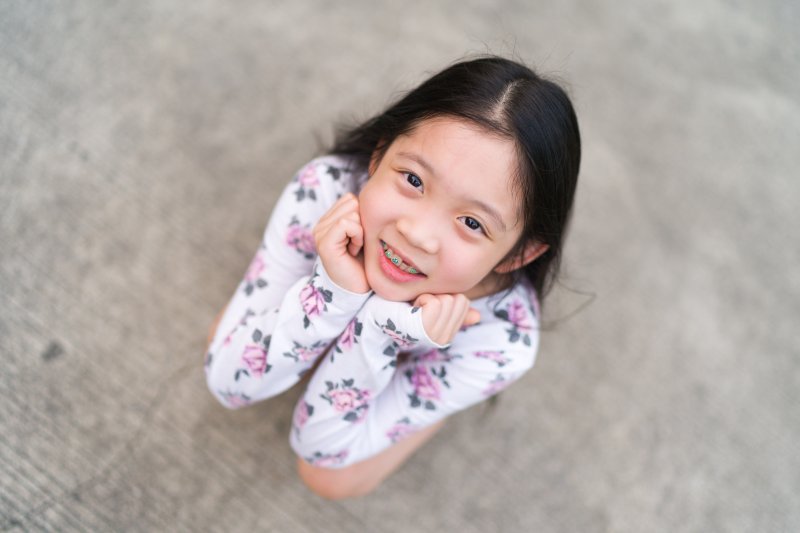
top-left (396, 150), bottom-right (509, 232)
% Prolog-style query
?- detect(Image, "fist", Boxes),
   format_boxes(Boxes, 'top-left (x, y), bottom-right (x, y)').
top-left (413, 293), bottom-right (480, 346)
top-left (313, 193), bottom-right (370, 293)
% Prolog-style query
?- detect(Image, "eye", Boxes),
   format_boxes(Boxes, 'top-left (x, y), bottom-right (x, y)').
top-left (404, 172), bottom-right (424, 191)
top-left (459, 216), bottom-right (484, 233)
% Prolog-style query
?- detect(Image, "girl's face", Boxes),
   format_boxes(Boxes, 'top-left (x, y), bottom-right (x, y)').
top-left (359, 116), bottom-right (525, 302)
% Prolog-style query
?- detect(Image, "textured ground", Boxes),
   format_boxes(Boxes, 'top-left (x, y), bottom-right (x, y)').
top-left (2, 1), bottom-right (798, 531)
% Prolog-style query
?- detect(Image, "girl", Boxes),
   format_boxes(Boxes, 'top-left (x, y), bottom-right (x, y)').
top-left (204, 55), bottom-right (581, 499)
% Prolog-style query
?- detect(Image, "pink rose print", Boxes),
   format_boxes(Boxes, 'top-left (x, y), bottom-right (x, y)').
top-left (219, 390), bottom-right (252, 408)
top-left (241, 345), bottom-right (269, 377)
top-left (405, 364), bottom-right (450, 410)
top-left (235, 329), bottom-right (271, 380)
top-left (286, 217), bottom-right (316, 259)
top-left (293, 399), bottom-right (315, 439)
top-left (243, 253), bottom-right (268, 295)
top-left (300, 282), bottom-right (332, 328)
top-left (244, 253), bottom-right (265, 283)
top-left (329, 389), bottom-right (357, 411)
top-left (386, 417), bottom-right (417, 444)
top-left (507, 300), bottom-right (532, 331)
top-left (334, 318), bottom-right (363, 357)
top-left (284, 340), bottom-right (328, 363)
top-left (307, 450), bottom-right (349, 468)
top-left (411, 365), bottom-right (440, 400)
top-left (375, 318), bottom-right (418, 359)
top-left (475, 350), bottom-right (511, 367)
top-left (383, 327), bottom-right (411, 347)
top-left (495, 299), bottom-right (534, 346)
top-left (419, 349), bottom-right (442, 363)
top-left (294, 164), bottom-right (321, 201)
top-left (298, 165), bottom-right (320, 187)
top-left (482, 374), bottom-right (513, 397)
top-left (321, 379), bottom-right (371, 423)
top-left (300, 284), bottom-right (324, 317)
top-left (329, 389), bottom-right (369, 412)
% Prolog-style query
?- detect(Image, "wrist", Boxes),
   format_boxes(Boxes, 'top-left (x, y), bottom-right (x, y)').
top-left (362, 296), bottom-right (447, 352)
top-left (315, 258), bottom-right (372, 298)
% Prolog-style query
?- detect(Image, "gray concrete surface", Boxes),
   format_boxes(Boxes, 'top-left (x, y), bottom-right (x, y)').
top-left (2, 1), bottom-right (798, 531)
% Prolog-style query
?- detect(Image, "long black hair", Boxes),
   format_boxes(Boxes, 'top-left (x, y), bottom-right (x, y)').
top-left (329, 55), bottom-right (581, 303)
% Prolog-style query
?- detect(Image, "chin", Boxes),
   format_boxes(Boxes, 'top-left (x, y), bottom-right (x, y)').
top-left (365, 273), bottom-right (419, 303)
top-left (369, 283), bottom-right (419, 303)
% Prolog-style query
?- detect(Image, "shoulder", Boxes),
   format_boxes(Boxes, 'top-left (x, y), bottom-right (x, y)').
top-left (290, 155), bottom-right (366, 199)
top-left (486, 279), bottom-right (540, 346)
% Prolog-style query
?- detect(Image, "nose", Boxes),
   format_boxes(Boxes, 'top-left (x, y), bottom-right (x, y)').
top-left (396, 216), bottom-right (439, 254)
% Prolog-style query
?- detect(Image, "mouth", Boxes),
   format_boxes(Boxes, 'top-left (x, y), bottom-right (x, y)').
top-left (381, 241), bottom-right (426, 276)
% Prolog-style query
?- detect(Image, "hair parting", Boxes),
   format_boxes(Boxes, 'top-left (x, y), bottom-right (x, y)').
top-left (329, 54), bottom-right (581, 305)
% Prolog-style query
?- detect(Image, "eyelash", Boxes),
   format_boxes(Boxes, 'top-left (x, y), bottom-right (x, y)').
top-left (459, 216), bottom-right (484, 233)
top-left (402, 171), bottom-right (486, 235)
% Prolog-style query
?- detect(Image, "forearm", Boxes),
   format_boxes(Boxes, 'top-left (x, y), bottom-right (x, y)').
top-left (289, 296), bottom-right (442, 466)
top-left (205, 260), bottom-right (370, 408)
top-left (289, 285), bottom-right (541, 468)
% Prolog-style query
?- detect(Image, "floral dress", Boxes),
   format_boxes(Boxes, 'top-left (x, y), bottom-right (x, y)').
top-left (205, 155), bottom-right (541, 469)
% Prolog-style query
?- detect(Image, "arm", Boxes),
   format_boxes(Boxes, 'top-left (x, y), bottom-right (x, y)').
top-left (288, 288), bottom-right (539, 468)
top-left (204, 157), bottom-right (371, 408)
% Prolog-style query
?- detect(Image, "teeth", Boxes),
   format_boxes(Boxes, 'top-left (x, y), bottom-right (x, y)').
top-left (382, 242), bottom-right (421, 274)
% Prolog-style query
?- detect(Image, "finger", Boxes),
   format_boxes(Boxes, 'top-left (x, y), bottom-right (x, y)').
top-left (436, 294), bottom-right (456, 333)
top-left (435, 295), bottom-right (473, 341)
top-left (414, 294), bottom-right (442, 340)
top-left (463, 307), bottom-right (481, 327)
top-left (441, 294), bottom-right (468, 334)
top-left (413, 293), bottom-right (435, 309)
top-left (314, 194), bottom-right (359, 234)
top-left (325, 217), bottom-right (364, 255)
top-left (316, 206), bottom-right (360, 244)
top-left (345, 213), bottom-right (364, 256)
top-left (425, 294), bottom-right (455, 343)
top-left (317, 201), bottom-right (361, 246)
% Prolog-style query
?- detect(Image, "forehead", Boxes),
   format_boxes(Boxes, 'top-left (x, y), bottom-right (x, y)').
top-left (389, 117), bottom-right (521, 226)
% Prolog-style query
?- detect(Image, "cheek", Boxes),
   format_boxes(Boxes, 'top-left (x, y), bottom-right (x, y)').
top-left (359, 179), bottom-right (401, 234)
top-left (445, 243), bottom-right (503, 279)
top-left (358, 186), bottom-right (380, 234)
top-left (438, 246), bottom-right (484, 280)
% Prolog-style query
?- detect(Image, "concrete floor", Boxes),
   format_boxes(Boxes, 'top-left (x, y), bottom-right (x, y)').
top-left (2, 1), bottom-right (798, 531)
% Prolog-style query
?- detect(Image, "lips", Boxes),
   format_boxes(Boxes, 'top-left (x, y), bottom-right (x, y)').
top-left (380, 241), bottom-right (425, 276)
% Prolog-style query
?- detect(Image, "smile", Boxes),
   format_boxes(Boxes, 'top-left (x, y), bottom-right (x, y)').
top-left (381, 241), bottom-right (425, 276)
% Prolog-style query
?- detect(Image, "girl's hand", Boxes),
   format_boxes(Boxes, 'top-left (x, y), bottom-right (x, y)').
top-left (313, 193), bottom-right (370, 294)
top-left (413, 293), bottom-right (481, 346)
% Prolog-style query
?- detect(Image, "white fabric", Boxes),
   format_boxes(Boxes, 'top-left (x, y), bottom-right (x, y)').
top-left (205, 155), bottom-right (540, 468)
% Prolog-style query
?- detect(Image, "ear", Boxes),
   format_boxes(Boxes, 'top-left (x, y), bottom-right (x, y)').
top-left (494, 241), bottom-right (549, 274)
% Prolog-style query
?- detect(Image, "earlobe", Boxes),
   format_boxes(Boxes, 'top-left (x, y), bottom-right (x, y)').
top-left (494, 241), bottom-right (549, 274)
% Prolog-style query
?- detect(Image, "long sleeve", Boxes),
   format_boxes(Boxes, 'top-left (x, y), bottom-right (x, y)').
top-left (204, 156), bottom-right (370, 408)
top-left (289, 283), bottom-right (540, 468)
